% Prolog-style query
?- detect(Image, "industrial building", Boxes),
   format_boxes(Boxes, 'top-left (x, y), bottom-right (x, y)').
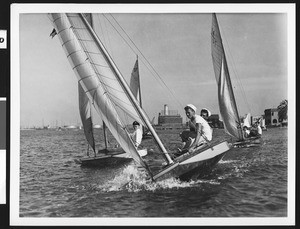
top-left (156, 104), bottom-right (184, 130)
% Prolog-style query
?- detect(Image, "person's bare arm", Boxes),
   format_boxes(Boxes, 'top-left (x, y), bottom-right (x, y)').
top-left (188, 123), bottom-right (202, 152)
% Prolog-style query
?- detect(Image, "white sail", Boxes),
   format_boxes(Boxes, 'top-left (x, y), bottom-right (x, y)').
top-left (129, 58), bottom-right (141, 106)
top-left (49, 13), bottom-right (152, 168)
top-left (211, 13), bottom-right (243, 140)
top-left (243, 113), bottom-right (251, 128)
top-left (78, 13), bottom-right (96, 152)
top-left (78, 82), bottom-right (95, 152)
top-left (129, 58), bottom-right (148, 136)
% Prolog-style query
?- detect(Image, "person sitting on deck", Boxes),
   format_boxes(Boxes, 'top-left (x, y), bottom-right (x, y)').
top-left (200, 108), bottom-right (211, 121)
top-left (177, 104), bottom-right (213, 155)
top-left (256, 124), bottom-right (262, 136)
top-left (130, 121), bottom-right (148, 157)
top-left (242, 126), bottom-right (251, 138)
top-left (249, 122), bottom-right (262, 138)
top-left (130, 121), bottom-right (143, 148)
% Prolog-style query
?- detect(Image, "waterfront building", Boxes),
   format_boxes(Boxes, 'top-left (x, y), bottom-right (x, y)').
top-left (264, 108), bottom-right (280, 126)
top-left (156, 104), bottom-right (184, 130)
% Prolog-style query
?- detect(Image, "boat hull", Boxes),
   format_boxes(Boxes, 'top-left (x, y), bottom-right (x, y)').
top-left (153, 141), bottom-right (230, 181)
top-left (76, 148), bottom-right (132, 167)
top-left (78, 155), bottom-right (133, 167)
top-left (233, 137), bottom-right (262, 148)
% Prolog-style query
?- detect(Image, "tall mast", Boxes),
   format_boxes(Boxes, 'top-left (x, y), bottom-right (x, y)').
top-left (80, 14), bottom-right (173, 164)
top-left (88, 13), bottom-right (109, 148)
top-left (103, 121), bottom-right (108, 149)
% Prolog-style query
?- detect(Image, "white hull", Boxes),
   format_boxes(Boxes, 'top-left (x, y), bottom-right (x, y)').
top-left (153, 141), bottom-right (230, 181)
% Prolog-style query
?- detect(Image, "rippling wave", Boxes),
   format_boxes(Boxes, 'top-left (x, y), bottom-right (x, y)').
top-left (19, 127), bottom-right (287, 218)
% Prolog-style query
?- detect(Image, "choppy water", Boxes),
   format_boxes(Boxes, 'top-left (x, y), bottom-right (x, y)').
top-left (19, 127), bottom-right (287, 218)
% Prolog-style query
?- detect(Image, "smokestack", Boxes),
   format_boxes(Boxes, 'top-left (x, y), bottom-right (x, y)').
top-left (164, 104), bottom-right (169, 115)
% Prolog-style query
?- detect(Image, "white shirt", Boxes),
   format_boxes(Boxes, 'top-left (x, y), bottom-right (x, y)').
top-left (257, 125), bottom-right (262, 135)
top-left (131, 127), bottom-right (142, 148)
top-left (189, 114), bottom-right (212, 141)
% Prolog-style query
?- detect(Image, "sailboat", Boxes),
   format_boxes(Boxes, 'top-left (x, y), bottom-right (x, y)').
top-left (78, 18), bottom-right (150, 165)
top-left (49, 13), bottom-right (231, 182)
top-left (211, 13), bottom-right (262, 148)
top-left (76, 14), bottom-right (135, 166)
top-left (129, 57), bottom-right (152, 140)
top-left (78, 57), bottom-right (149, 166)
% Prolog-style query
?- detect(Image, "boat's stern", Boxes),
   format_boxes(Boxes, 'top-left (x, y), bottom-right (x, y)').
top-left (152, 141), bottom-right (230, 181)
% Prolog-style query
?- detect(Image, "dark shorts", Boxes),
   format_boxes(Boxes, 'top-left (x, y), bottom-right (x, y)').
top-left (180, 130), bottom-right (207, 146)
top-left (180, 130), bottom-right (197, 142)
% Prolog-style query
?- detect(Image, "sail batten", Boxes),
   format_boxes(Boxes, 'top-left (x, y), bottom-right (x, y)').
top-left (211, 13), bottom-right (243, 140)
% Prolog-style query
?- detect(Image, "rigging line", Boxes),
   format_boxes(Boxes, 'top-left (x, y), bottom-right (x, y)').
top-left (219, 25), bottom-right (249, 108)
top-left (93, 14), bottom-right (109, 55)
top-left (94, 14), bottom-right (115, 60)
top-left (218, 17), bottom-right (251, 114)
top-left (75, 14), bottom-right (144, 129)
top-left (114, 103), bottom-right (142, 123)
top-left (103, 14), bottom-right (115, 60)
top-left (96, 14), bottom-right (181, 121)
top-left (225, 42), bottom-right (251, 114)
top-left (70, 15), bottom-right (115, 109)
top-left (101, 14), bottom-right (181, 110)
top-left (107, 13), bottom-right (183, 108)
top-left (105, 13), bottom-right (183, 108)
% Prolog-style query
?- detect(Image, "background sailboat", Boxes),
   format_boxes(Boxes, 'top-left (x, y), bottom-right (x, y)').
top-left (211, 13), bottom-right (262, 147)
top-left (76, 14), bottom-right (132, 165)
top-left (78, 82), bottom-right (96, 156)
top-left (129, 57), bottom-right (152, 139)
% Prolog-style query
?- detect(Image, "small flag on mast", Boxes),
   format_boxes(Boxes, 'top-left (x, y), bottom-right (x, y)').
top-left (50, 28), bottom-right (57, 38)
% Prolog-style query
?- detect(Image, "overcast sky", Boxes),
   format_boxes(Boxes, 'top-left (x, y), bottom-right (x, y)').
top-left (18, 7), bottom-right (290, 128)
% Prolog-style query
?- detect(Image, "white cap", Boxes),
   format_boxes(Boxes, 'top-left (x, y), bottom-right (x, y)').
top-left (201, 108), bottom-right (211, 117)
top-left (185, 104), bottom-right (197, 112)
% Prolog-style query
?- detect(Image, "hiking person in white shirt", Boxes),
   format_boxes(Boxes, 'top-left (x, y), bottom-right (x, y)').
top-left (130, 121), bottom-right (142, 148)
top-left (179, 104), bottom-right (212, 154)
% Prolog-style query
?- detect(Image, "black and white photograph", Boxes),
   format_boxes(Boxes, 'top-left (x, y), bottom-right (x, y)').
top-left (10, 3), bottom-right (295, 226)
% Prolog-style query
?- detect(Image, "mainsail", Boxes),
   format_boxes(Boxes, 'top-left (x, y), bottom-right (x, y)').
top-left (78, 13), bottom-right (96, 153)
top-left (129, 58), bottom-right (142, 106)
top-left (211, 13), bottom-right (244, 140)
top-left (129, 58), bottom-right (148, 136)
top-left (243, 113), bottom-right (251, 128)
top-left (78, 82), bottom-right (95, 152)
top-left (49, 13), bottom-right (173, 172)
